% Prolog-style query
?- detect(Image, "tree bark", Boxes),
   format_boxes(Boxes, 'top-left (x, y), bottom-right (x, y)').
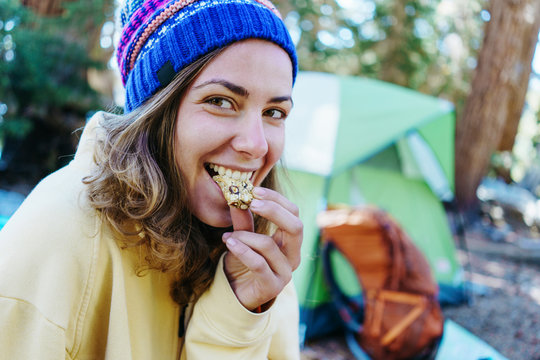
top-left (21, 0), bottom-right (69, 15)
top-left (498, 5), bottom-right (540, 151)
top-left (455, 0), bottom-right (540, 209)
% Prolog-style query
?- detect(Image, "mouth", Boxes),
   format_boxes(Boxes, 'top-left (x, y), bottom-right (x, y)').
top-left (205, 163), bottom-right (254, 182)
top-left (205, 163), bottom-right (256, 209)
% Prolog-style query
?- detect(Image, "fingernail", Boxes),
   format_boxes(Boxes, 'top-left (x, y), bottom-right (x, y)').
top-left (253, 187), bottom-right (265, 198)
top-left (222, 232), bottom-right (232, 241)
top-left (250, 199), bottom-right (262, 210)
top-left (226, 237), bottom-right (237, 247)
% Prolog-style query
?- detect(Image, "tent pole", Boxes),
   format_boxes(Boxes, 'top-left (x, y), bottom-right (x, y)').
top-left (444, 200), bottom-right (474, 305)
top-left (299, 175), bottom-right (332, 347)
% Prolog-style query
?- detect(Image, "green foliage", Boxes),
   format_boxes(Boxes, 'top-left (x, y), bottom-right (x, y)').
top-left (0, 0), bottom-right (114, 183)
top-left (0, 0), bottom-right (112, 140)
top-left (276, 0), bottom-right (487, 116)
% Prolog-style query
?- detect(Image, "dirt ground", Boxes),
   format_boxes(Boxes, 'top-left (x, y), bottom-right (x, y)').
top-left (300, 229), bottom-right (540, 360)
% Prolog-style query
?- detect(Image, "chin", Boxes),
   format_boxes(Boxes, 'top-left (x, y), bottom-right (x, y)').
top-left (196, 208), bottom-right (232, 228)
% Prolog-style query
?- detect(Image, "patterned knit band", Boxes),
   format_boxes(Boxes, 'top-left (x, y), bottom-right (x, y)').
top-left (117, 0), bottom-right (298, 112)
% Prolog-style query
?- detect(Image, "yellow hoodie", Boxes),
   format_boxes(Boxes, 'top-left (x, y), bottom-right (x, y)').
top-left (0, 112), bottom-right (300, 360)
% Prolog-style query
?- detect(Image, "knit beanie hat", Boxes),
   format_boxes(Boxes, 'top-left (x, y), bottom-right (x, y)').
top-left (117, 0), bottom-right (298, 112)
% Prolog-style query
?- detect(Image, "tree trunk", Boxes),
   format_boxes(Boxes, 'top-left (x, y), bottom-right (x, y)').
top-left (498, 6), bottom-right (540, 151)
top-left (21, 0), bottom-right (69, 15)
top-left (455, 0), bottom-right (540, 209)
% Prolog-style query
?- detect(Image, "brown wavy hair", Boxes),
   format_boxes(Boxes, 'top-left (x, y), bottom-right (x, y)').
top-left (83, 47), bottom-right (278, 307)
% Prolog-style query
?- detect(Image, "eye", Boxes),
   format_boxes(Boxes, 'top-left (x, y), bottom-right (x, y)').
top-left (263, 108), bottom-right (287, 120)
top-left (205, 97), bottom-right (233, 109)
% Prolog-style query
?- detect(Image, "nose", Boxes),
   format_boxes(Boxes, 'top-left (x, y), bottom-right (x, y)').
top-left (231, 113), bottom-right (268, 159)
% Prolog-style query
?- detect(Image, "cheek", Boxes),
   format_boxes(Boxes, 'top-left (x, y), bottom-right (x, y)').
top-left (173, 122), bottom-right (186, 172)
top-left (173, 116), bottom-right (199, 184)
top-left (267, 126), bottom-right (285, 164)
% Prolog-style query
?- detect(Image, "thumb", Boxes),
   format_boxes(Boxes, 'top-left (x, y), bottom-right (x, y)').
top-left (230, 207), bottom-right (254, 232)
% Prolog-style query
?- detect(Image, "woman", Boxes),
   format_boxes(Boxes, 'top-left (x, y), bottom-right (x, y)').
top-left (0, 0), bottom-right (303, 358)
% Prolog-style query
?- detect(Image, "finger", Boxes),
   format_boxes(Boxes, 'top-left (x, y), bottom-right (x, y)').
top-left (250, 198), bottom-right (303, 238)
top-left (273, 228), bottom-right (301, 271)
top-left (222, 242), bottom-right (284, 309)
top-left (253, 187), bottom-right (299, 216)
top-left (230, 206), bottom-right (254, 232)
top-left (225, 232), bottom-right (292, 280)
top-left (248, 198), bottom-right (303, 270)
top-left (224, 235), bottom-right (273, 276)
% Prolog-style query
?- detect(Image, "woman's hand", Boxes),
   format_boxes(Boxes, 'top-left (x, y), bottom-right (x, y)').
top-left (222, 187), bottom-right (303, 311)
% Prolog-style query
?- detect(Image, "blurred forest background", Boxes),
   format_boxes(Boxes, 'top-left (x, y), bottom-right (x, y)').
top-left (0, 0), bottom-right (539, 214)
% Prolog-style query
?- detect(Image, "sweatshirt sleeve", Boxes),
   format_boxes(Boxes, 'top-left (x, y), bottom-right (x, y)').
top-left (181, 254), bottom-right (300, 360)
top-left (0, 156), bottom-right (100, 360)
top-left (267, 281), bottom-right (300, 360)
top-left (0, 297), bottom-right (66, 360)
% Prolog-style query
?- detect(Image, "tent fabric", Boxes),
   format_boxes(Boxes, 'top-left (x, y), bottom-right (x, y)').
top-left (284, 72), bottom-right (455, 179)
top-left (283, 72), bottom-right (340, 176)
top-left (406, 132), bottom-right (454, 202)
top-left (281, 72), bottom-right (465, 342)
top-left (435, 320), bottom-right (508, 360)
top-left (335, 75), bottom-right (454, 177)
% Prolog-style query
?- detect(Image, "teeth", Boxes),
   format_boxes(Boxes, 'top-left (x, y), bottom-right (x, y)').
top-left (209, 163), bottom-right (254, 181)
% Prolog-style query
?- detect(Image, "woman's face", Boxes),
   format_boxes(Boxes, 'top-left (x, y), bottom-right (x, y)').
top-left (174, 39), bottom-right (294, 227)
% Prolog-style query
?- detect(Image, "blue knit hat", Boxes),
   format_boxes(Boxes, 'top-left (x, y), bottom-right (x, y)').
top-left (117, 0), bottom-right (298, 112)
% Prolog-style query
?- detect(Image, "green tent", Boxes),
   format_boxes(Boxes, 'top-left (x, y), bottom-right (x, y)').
top-left (281, 72), bottom-right (465, 341)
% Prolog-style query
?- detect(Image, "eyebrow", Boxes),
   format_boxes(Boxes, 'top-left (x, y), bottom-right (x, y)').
top-left (270, 95), bottom-right (293, 107)
top-left (193, 79), bottom-right (249, 97)
top-left (193, 78), bottom-right (293, 106)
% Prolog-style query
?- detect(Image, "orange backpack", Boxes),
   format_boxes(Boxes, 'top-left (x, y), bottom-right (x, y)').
top-left (318, 206), bottom-right (444, 360)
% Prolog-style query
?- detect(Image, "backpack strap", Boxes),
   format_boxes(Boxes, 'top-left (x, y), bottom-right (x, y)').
top-left (321, 241), bottom-right (363, 334)
top-left (367, 290), bottom-right (426, 346)
top-left (345, 331), bottom-right (372, 360)
top-left (373, 210), bottom-right (405, 290)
